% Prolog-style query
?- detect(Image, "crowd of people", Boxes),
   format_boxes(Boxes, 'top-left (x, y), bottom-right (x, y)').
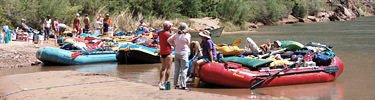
top-left (17, 14), bottom-right (283, 91)
top-left (19, 13), bottom-right (112, 43)
top-left (157, 20), bottom-right (218, 90)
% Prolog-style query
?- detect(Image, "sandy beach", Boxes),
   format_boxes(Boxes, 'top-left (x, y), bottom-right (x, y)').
top-left (0, 71), bottom-right (249, 100)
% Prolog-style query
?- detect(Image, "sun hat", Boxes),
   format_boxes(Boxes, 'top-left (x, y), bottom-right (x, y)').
top-left (274, 40), bottom-right (282, 47)
top-left (76, 13), bottom-right (80, 17)
top-left (199, 30), bottom-right (211, 39)
top-left (163, 21), bottom-right (173, 27)
top-left (21, 18), bottom-right (25, 21)
top-left (178, 22), bottom-right (189, 33)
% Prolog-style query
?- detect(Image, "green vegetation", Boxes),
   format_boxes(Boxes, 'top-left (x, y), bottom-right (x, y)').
top-left (0, 0), bottom-right (337, 31)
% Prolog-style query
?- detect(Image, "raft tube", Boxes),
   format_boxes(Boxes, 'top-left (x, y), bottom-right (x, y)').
top-left (116, 44), bottom-right (175, 64)
top-left (199, 56), bottom-right (344, 88)
top-left (36, 47), bottom-right (117, 65)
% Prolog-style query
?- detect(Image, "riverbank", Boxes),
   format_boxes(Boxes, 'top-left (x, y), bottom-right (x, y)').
top-left (0, 40), bottom-right (58, 68)
top-left (0, 71), bottom-right (250, 100)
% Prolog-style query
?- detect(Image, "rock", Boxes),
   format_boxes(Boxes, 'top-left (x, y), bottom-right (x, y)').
top-left (307, 16), bottom-right (317, 22)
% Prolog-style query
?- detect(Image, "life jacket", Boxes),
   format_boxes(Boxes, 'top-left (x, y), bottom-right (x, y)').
top-left (259, 43), bottom-right (271, 53)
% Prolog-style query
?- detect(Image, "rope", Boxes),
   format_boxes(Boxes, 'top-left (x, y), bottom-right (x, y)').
top-left (38, 48), bottom-right (44, 59)
top-left (0, 80), bottom-right (126, 98)
top-left (8, 85), bottom-right (148, 100)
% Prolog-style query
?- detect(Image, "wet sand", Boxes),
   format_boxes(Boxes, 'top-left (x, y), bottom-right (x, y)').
top-left (0, 71), bottom-right (250, 100)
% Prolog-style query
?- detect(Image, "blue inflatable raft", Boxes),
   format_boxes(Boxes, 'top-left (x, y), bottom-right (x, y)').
top-left (36, 47), bottom-right (117, 65)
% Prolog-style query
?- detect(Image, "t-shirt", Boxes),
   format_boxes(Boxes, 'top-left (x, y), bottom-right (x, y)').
top-left (45, 19), bottom-right (51, 28)
top-left (201, 39), bottom-right (217, 61)
top-left (54, 20), bottom-right (59, 29)
top-left (158, 30), bottom-right (172, 55)
top-left (168, 33), bottom-right (191, 55)
top-left (21, 23), bottom-right (29, 30)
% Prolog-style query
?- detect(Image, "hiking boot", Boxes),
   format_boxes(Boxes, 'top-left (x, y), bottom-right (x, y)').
top-left (158, 82), bottom-right (165, 90)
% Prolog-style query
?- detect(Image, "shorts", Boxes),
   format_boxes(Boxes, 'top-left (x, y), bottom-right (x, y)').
top-left (198, 56), bottom-right (212, 63)
top-left (161, 54), bottom-right (170, 58)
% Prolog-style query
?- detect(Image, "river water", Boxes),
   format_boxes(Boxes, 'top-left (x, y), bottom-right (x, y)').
top-left (2, 17), bottom-right (375, 99)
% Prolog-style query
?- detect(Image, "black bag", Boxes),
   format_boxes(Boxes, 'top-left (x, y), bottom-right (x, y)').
top-left (313, 53), bottom-right (332, 66)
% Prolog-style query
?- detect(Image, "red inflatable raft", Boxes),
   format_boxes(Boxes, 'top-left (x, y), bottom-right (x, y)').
top-left (199, 56), bottom-right (344, 88)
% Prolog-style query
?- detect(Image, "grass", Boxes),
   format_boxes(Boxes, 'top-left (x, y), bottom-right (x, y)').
top-left (61, 96), bottom-right (68, 99)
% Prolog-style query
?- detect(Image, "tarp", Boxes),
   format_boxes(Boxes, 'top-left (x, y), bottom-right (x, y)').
top-left (220, 56), bottom-right (273, 68)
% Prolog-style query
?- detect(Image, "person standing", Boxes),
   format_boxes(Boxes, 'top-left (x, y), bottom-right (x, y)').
top-left (103, 14), bottom-right (111, 34)
top-left (84, 14), bottom-right (90, 33)
top-left (95, 14), bottom-right (103, 34)
top-left (168, 22), bottom-right (191, 90)
top-left (157, 21), bottom-right (174, 90)
top-left (43, 15), bottom-right (52, 40)
top-left (73, 13), bottom-right (81, 37)
top-left (53, 17), bottom-right (59, 38)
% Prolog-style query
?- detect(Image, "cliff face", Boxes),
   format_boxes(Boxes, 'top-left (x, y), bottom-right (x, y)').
top-left (282, 0), bottom-right (375, 24)
top-left (325, 0), bottom-right (374, 21)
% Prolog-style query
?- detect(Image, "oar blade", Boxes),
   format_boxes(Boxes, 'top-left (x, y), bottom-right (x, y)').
top-left (250, 79), bottom-right (265, 90)
top-left (233, 39), bottom-right (242, 46)
top-left (323, 66), bottom-right (340, 72)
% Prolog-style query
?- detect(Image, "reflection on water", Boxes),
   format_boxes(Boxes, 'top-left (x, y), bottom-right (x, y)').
top-left (2, 17), bottom-right (375, 99)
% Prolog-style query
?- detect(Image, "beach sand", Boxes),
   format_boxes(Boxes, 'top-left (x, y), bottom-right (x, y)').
top-left (0, 71), bottom-right (249, 100)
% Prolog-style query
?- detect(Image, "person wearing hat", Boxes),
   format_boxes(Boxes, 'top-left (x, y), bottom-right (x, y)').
top-left (103, 14), bottom-right (111, 34)
top-left (271, 40), bottom-right (282, 51)
top-left (157, 21), bottom-right (174, 90)
top-left (21, 19), bottom-right (33, 33)
top-left (167, 22), bottom-right (191, 90)
top-left (73, 13), bottom-right (81, 36)
top-left (43, 15), bottom-right (52, 41)
top-left (191, 30), bottom-right (217, 81)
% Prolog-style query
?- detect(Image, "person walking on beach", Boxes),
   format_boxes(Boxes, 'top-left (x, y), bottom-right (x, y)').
top-left (43, 15), bottom-right (52, 41)
top-left (191, 30), bottom-right (217, 79)
top-left (73, 13), bottom-right (81, 37)
top-left (168, 22), bottom-right (191, 90)
top-left (157, 21), bottom-right (174, 90)
top-left (84, 14), bottom-right (90, 33)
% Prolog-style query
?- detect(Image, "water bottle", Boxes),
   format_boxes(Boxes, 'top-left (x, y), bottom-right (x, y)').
top-left (165, 81), bottom-right (170, 90)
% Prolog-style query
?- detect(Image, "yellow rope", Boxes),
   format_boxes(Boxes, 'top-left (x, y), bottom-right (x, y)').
top-left (9, 85), bottom-right (149, 100)
top-left (38, 48), bottom-right (44, 59)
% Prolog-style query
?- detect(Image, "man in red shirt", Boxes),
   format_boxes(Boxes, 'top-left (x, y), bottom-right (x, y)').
top-left (158, 21), bottom-right (174, 90)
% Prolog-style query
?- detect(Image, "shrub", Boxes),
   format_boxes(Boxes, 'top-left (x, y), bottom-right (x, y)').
top-left (292, 0), bottom-right (309, 18)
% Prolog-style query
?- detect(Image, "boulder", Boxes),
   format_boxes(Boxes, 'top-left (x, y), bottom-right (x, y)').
top-left (307, 16), bottom-right (317, 22)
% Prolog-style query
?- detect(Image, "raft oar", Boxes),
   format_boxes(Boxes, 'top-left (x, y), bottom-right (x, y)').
top-left (254, 66), bottom-right (340, 77)
top-left (250, 52), bottom-right (315, 90)
top-left (231, 38), bottom-right (242, 46)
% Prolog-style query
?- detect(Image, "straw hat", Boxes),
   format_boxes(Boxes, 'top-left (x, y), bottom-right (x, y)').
top-left (178, 22), bottom-right (189, 33)
top-left (199, 30), bottom-right (211, 39)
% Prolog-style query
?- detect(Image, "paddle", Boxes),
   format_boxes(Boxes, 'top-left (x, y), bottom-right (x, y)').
top-left (254, 66), bottom-right (340, 77)
top-left (231, 38), bottom-right (242, 46)
top-left (217, 38), bottom-right (242, 47)
top-left (250, 52), bottom-right (315, 90)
